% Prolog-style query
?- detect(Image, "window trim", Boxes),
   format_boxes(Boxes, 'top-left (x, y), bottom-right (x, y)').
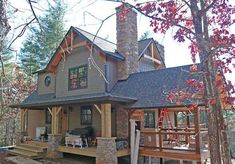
top-left (68, 65), bottom-right (88, 90)
top-left (144, 111), bottom-right (155, 128)
top-left (80, 106), bottom-right (92, 125)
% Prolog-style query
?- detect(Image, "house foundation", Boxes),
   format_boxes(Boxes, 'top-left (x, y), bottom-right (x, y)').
top-left (47, 134), bottom-right (63, 158)
top-left (96, 137), bottom-right (117, 164)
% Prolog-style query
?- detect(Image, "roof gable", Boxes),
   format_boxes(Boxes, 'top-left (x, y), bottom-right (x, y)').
top-left (138, 38), bottom-right (166, 67)
top-left (40, 26), bottom-right (124, 73)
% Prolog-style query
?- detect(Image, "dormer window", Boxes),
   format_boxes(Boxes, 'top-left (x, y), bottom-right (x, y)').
top-left (68, 65), bottom-right (88, 90)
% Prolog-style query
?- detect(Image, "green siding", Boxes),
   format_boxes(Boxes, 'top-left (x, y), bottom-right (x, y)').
top-left (56, 46), bottom-right (106, 97)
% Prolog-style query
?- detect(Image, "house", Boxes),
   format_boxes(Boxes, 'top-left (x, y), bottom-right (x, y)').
top-left (10, 5), bottom-right (215, 164)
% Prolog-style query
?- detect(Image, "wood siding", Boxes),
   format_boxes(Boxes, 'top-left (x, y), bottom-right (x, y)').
top-left (56, 46), bottom-right (106, 97)
top-left (27, 110), bottom-right (46, 139)
top-left (37, 73), bottom-right (56, 95)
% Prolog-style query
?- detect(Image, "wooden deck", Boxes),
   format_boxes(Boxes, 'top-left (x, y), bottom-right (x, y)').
top-left (139, 147), bottom-right (210, 162)
top-left (57, 146), bottom-right (130, 157)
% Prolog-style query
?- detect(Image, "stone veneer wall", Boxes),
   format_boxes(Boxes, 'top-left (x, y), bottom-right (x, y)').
top-left (116, 5), bottom-right (139, 80)
top-left (47, 134), bottom-right (63, 158)
top-left (96, 137), bottom-right (117, 164)
top-left (116, 106), bottom-right (129, 138)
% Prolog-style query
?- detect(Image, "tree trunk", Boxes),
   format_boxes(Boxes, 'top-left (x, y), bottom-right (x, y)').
top-left (189, 0), bottom-right (231, 163)
top-left (217, 101), bottom-right (232, 164)
top-left (0, 0), bottom-right (10, 51)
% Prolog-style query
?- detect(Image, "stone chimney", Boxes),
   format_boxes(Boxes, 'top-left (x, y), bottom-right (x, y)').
top-left (116, 5), bottom-right (139, 80)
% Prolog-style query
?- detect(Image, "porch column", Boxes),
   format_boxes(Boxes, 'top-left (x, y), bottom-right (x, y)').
top-left (48, 107), bottom-right (62, 135)
top-left (101, 103), bottom-right (111, 137)
top-left (96, 103), bottom-right (117, 164)
top-left (47, 107), bottom-right (62, 158)
top-left (20, 109), bottom-right (28, 133)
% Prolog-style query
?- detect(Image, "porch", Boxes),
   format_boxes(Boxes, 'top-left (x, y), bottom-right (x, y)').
top-left (16, 102), bottom-right (130, 163)
top-left (130, 106), bottom-right (210, 163)
top-left (57, 145), bottom-right (130, 157)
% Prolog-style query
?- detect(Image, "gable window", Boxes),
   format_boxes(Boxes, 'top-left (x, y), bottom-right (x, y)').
top-left (81, 106), bottom-right (92, 125)
top-left (68, 65), bottom-right (88, 90)
top-left (144, 111), bottom-right (155, 128)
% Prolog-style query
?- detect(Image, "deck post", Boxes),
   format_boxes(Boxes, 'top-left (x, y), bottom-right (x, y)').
top-left (186, 111), bottom-right (190, 144)
top-left (96, 103), bottom-right (117, 164)
top-left (194, 108), bottom-right (200, 154)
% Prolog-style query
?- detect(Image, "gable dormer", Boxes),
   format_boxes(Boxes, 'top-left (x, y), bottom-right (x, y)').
top-left (138, 38), bottom-right (165, 72)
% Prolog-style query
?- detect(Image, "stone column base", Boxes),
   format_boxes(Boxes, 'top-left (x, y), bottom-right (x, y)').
top-left (96, 137), bottom-right (117, 164)
top-left (47, 134), bottom-right (63, 158)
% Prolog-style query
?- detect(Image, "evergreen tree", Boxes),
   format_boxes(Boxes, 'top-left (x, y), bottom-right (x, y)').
top-left (19, 1), bottom-right (66, 76)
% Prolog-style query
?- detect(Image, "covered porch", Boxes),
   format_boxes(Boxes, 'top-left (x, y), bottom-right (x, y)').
top-left (14, 93), bottom-right (136, 163)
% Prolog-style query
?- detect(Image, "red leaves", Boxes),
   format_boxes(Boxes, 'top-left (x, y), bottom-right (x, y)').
top-left (188, 42), bottom-right (198, 63)
top-left (190, 64), bottom-right (198, 72)
top-left (209, 98), bottom-right (216, 105)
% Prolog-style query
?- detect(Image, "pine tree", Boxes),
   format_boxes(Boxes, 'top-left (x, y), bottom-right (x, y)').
top-left (19, 1), bottom-right (66, 76)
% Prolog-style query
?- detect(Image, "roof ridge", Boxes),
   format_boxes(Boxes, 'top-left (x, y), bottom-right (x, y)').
top-left (74, 27), bottom-right (116, 45)
top-left (138, 38), bottom-right (153, 42)
top-left (128, 63), bottom-right (200, 77)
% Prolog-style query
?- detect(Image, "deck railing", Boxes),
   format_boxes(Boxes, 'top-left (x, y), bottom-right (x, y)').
top-left (140, 128), bottom-right (208, 153)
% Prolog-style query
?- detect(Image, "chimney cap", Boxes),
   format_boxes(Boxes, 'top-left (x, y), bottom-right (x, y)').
top-left (115, 4), bottom-right (138, 14)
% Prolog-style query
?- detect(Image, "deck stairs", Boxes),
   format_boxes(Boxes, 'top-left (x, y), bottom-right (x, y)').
top-left (8, 141), bottom-right (47, 159)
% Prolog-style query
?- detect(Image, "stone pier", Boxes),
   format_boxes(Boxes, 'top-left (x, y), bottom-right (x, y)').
top-left (47, 134), bottom-right (63, 158)
top-left (96, 137), bottom-right (117, 164)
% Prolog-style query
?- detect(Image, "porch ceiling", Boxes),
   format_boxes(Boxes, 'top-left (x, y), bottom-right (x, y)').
top-left (10, 92), bottom-right (137, 109)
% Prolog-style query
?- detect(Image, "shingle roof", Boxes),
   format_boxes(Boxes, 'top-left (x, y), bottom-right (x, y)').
top-left (74, 27), bottom-right (125, 61)
top-left (10, 92), bottom-right (136, 108)
top-left (138, 38), bottom-right (152, 57)
top-left (111, 64), bottom-right (204, 109)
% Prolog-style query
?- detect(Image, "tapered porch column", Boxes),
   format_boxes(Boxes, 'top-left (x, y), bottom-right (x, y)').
top-left (47, 106), bottom-right (62, 158)
top-left (48, 107), bottom-right (61, 135)
top-left (96, 103), bottom-right (117, 164)
top-left (20, 109), bottom-right (28, 132)
top-left (101, 103), bottom-right (112, 137)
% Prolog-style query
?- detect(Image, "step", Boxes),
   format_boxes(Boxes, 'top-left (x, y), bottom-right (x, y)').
top-left (8, 149), bottom-right (38, 159)
top-left (19, 143), bottom-right (47, 151)
top-left (25, 141), bottom-right (48, 148)
top-left (15, 145), bottom-right (43, 153)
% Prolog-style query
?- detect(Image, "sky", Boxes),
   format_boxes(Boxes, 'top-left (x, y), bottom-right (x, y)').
top-left (8, 0), bottom-right (234, 84)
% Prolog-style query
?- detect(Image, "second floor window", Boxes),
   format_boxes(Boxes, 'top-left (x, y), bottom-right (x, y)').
top-left (69, 65), bottom-right (88, 90)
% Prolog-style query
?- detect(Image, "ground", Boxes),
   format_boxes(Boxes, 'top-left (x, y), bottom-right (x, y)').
top-left (1, 153), bottom-right (129, 164)
top-left (2, 152), bottom-right (234, 164)
top-left (0, 153), bottom-right (15, 164)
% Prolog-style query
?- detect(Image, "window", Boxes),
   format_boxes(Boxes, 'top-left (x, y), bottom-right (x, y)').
top-left (81, 106), bottom-right (92, 125)
top-left (68, 65), bottom-right (88, 90)
top-left (144, 111), bottom-right (155, 128)
top-left (44, 76), bottom-right (51, 87)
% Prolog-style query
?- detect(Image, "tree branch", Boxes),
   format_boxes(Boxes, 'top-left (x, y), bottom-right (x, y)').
top-left (7, 18), bottom-right (36, 50)
top-left (27, 0), bottom-right (43, 32)
top-left (114, 0), bottom-right (196, 36)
